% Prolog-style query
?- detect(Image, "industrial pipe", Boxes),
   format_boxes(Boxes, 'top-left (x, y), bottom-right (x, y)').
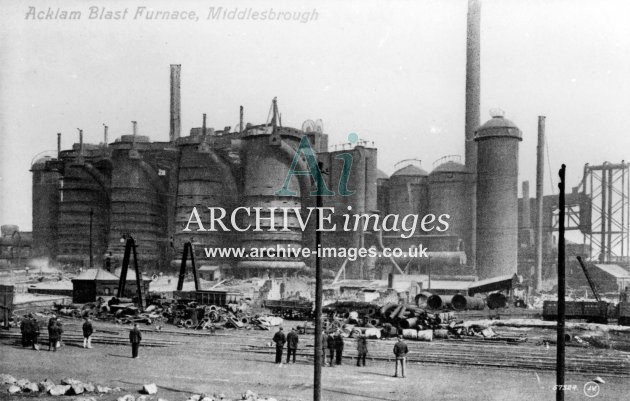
top-left (415, 293), bottom-right (429, 307)
top-left (427, 295), bottom-right (453, 310)
top-left (487, 292), bottom-right (508, 309)
top-left (451, 294), bottom-right (485, 311)
top-left (80, 162), bottom-right (111, 202)
top-left (399, 317), bottom-right (418, 330)
top-left (380, 303), bottom-right (397, 317)
top-left (389, 304), bottom-right (403, 320)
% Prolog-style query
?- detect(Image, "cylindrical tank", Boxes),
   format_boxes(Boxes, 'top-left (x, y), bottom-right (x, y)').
top-left (173, 139), bottom-right (238, 264)
top-left (429, 158), bottom-right (473, 257)
top-left (31, 156), bottom-right (60, 257)
top-left (376, 169), bottom-right (390, 215)
top-left (474, 112), bottom-right (522, 279)
top-left (57, 146), bottom-right (111, 265)
top-left (388, 161), bottom-right (429, 234)
top-left (108, 136), bottom-right (165, 270)
top-left (238, 132), bottom-right (306, 276)
top-left (320, 145), bottom-right (378, 278)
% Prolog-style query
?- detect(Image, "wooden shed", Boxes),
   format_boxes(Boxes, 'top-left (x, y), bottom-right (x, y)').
top-left (72, 268), bottom-right (150, 303)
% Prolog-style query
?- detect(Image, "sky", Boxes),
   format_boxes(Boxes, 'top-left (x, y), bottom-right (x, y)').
top-left (1, 0), bottom-right (630, 231)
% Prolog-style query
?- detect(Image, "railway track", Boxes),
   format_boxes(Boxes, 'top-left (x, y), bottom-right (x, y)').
top-left (4, 321), bottom-right (628, 377)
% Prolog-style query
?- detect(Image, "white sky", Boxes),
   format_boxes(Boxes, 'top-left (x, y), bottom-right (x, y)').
top-left (1, 0), bottom-right (630, 230)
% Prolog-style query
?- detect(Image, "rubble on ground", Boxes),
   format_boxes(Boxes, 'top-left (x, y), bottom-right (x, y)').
top-left (1, 375), bottom-right (121, 396)
top-left (1, 374), bottom-right (278, 401)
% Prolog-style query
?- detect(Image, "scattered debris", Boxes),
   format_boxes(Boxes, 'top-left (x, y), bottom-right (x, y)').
top-left (142, 383), bottom-right (158, 395)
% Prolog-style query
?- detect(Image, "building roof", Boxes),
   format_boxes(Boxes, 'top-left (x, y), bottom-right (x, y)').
top-left (594, 264), bottom-right (630, 278)
top-left (198, 265), bottom-right (220, 271)
top-left (73, 268), bottom-right (120, 281)
top-left (430, 161), bottom-right (470, 174)
top-left (474, 115), bottom-right (522, 141)
top-left (391, 164), bottom-right (428, 177)
top-left (427, 280), bottom-right (472, 291)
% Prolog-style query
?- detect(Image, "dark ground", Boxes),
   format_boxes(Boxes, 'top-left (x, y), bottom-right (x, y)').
top-left (1, 322), bottom-right (629, 401)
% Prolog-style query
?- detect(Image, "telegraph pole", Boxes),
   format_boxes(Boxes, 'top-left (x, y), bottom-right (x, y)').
top-left (556, 164), bottom-right (566, 401)
top-left (313, 162), bottom-right (324, 401)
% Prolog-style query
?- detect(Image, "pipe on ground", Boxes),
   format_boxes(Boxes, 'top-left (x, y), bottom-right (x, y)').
top-left (452, 294), bottom-right (486, 311)
top-left (415, 292), bottom-right (433, 308)
top-left (487, 292), bottom-right (508, 309)
top-left (427, 295), bottom-right (453, 310)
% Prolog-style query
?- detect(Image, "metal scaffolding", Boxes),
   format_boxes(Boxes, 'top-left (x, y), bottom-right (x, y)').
top-left (580, 162), bottom-right (630, 263)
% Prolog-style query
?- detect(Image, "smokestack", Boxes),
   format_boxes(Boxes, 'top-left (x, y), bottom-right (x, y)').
top-left (535, 116), bottom-right (545, 292)
top-left (103, 124), bottom-right (108, 144)
top-left (240, 105), bottom-right (244, 133)
top-left (521, 181), bottom-right (531, 229)
top-left (132, 121), bottom-right (137, 136)
top-left (57, 133), bottom-right (61, 158)
top-left (78, 129), bottom-right (83, 156)
top-left (465, 0), bottom-right (481, 172)
top-left (169, 64), bottom-right (181, 142)
top-left (202, 113), bottom-right (207, 135)
top-left (465, 0), bottom-right (481, 272)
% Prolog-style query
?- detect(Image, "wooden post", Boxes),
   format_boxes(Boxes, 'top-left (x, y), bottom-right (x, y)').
top-left (556, 164), bottom-right (566, 401)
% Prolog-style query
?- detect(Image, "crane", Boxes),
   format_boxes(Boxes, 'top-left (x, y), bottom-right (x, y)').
top-left (576, 256), bottom-right (601, 302)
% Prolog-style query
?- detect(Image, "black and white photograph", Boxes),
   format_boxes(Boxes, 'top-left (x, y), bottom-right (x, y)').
top-left (1, 0), bottom-right (629, 400)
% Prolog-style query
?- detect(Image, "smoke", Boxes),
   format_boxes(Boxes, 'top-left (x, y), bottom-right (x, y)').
top-left (26, 257), bottom-right (60, 273)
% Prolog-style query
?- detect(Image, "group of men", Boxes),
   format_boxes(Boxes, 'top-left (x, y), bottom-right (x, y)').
top-left (20, 313), bottom-right (142, 359)
top-left (321, 329), bottom-right (347, 367)
top-left (19, 313), bottom-right (40, 349)
top-left (273, 326), bottom-right (409, 377)
top-left (20, 314), bottom-right (65, 352)
top-left (272, 326), bottom-right (299, 365)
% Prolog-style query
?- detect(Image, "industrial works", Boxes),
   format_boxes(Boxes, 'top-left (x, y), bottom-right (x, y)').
top-left (2, 1), bottom-right (630, 401)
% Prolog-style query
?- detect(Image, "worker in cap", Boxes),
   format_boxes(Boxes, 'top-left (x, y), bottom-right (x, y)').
top-left (393, 335), bottom-right (409, 378)
top-left (286, 327), bottom-right (299, 364)
top-left (20, 314), bottom-right (32, 348)
top-left (30, 314), bottom-right (40, 351)
top-left (129, 323), bottom-right (142, 358)
top-left (48, 318), bottom-right (62, 352)
top-left (82, 317), bottom-right (94, 349)
top-left (334, 329), bottom-right (345, 365)
top-left (320, 330), bottom-right (327, 366)
top-left (326, 331), bottom-right (336, 367)
top-left (272, 326), bottom-right (286, 365)
top-left (356, 333), bottom-right (368, 367)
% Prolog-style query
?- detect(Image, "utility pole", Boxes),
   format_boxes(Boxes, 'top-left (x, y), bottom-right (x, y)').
top-left (556, 164), bottom-right (566, 401)
top-left (313, 162), bottom-right (324, 401)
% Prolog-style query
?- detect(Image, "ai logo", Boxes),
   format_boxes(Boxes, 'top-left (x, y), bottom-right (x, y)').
top-left (275, 134), bottom-right (359, 197)
top-left (583, 381), bottom-right (600, 397)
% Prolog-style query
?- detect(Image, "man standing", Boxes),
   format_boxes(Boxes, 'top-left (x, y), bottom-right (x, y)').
top-left (129, 323), bottom-right (142, 358)
top-left (356, 333), bottom-right (368, 367)
top-left (326, 331), bottom-right (336, 367)
top-left (393, 335), bottom-right (409, 378)
top-left (286, 327), bottom-right (299, 364)
top-left (30, 314), bottom-right (40, 351)
top-left (320, 331), bottom-right (327, 366)
top-left (334, 330), bottom-right (345, 365)
top-left (20, 315), bottom-right (31, 348)
top-left (272, 326), bottom-right (286, 365)
top-left (82, 317), bottom-right (93, 349)
top-left (49, 319), bottom-right (62, 352)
